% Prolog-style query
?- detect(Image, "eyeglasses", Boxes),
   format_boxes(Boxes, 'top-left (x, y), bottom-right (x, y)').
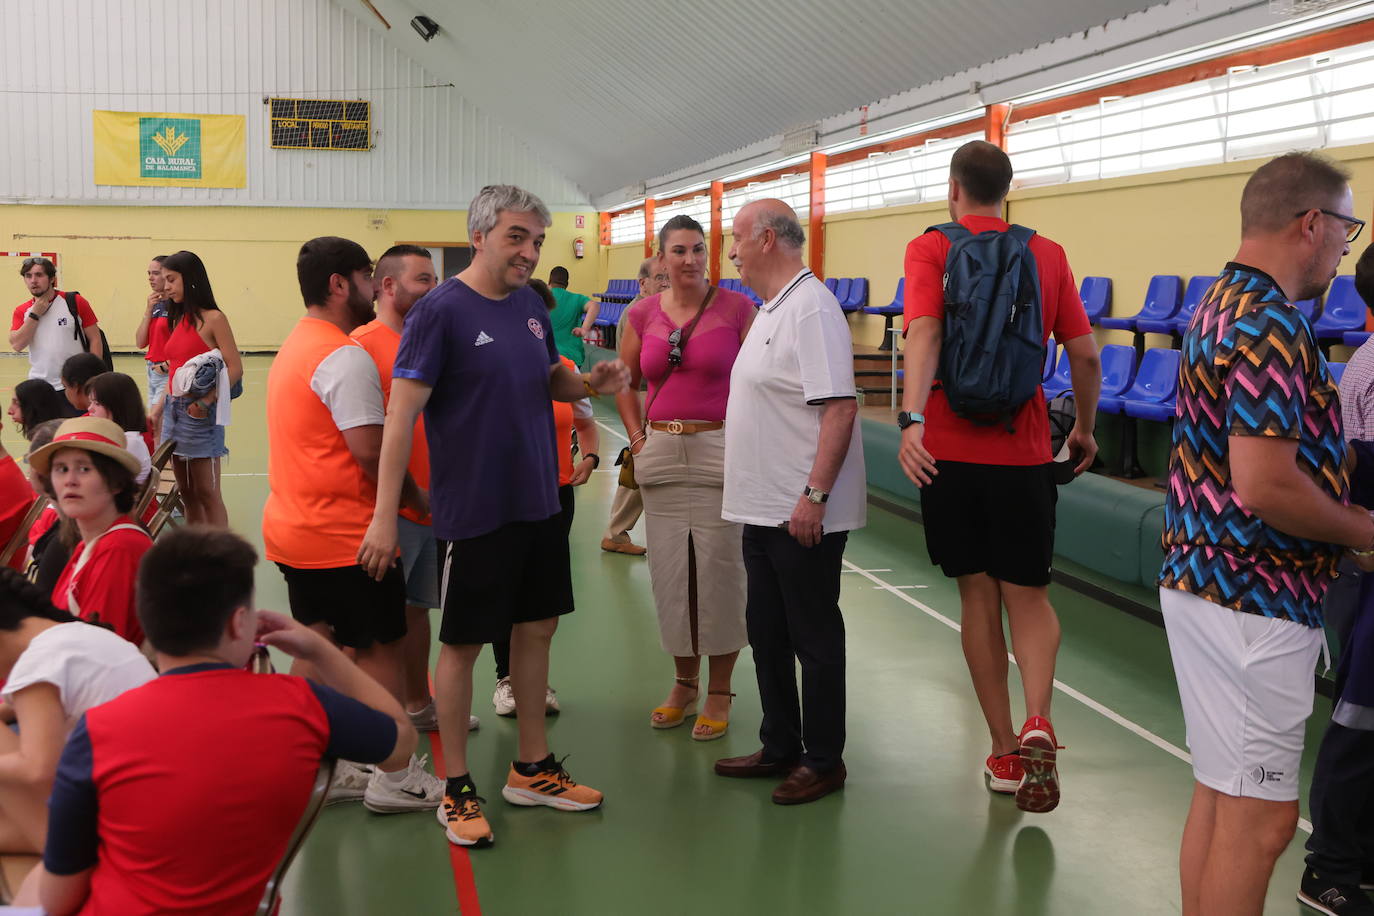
top-left (1296, 208), bottom-right (1365, 244)
top-left (667, 327), bottom-right (684, 366)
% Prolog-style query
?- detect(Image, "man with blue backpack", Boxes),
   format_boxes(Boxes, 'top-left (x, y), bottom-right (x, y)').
top-left (897, 140), bottom-right (1100, 814)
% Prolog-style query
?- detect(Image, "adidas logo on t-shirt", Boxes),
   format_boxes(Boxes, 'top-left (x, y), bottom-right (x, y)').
top-left (474, 331), bottom-right (494, 347)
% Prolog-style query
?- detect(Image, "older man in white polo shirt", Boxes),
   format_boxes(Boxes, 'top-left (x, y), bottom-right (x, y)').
top-left (715, 199), bottom-right (865, 806)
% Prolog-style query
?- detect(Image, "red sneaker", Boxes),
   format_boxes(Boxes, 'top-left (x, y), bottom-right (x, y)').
top-left (984, 752), bottom-right (1023, 794)
top-left (1016, 716), bottom-right (1061, 813)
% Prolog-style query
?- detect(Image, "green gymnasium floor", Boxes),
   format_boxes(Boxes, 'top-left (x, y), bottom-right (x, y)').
top-left (6, 353), bottom-right (1330, 915)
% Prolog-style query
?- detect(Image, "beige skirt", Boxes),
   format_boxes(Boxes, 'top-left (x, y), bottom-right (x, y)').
top-left (633, 426), bottom-right (747, 657)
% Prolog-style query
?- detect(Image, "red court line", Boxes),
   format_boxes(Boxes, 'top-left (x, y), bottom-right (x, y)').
top-left (425, 674), bottom-right (482, 915)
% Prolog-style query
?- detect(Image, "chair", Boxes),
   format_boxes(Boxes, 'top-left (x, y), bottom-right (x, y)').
top-left (863, 278), bottom-right (906, 351)
top-left (1295, 297), bottom-right (1320, 323)
top-left (1097, 275), bottom-right (1183, 334)
top-left (255, 759), bottom-right (336, 916)
top-left (1042, 339), bottom-right (1058, 383)
top-left (1097, 344), bottom-right (1139, 401)
top-left (1329, 361), bottom-right (1347, 386)
top-left (833, 279), bottom-right (852, 311)
top-left (1313, 276), bottom-right (1364, 342)
top-left (1344, 331), bottom-right (1370, 348)
top-left (0, 498), bottom-right (48, 568)
top-left (1042, 351), bottom-right (1073, 400)
top-left (824, 277), bottom-right (839, 294)
top-left (1100, 348), bottom-right (1181, 415)
top-left (840, 278), bottom-right (869, 313)
top-left (147, 484), bottom-right (182, 539)
top-left (1137, 275), bottom-right (1214, 336)
top-left (1080, 277), bottom-right (1112, 325)
top-left (132, 439), bottom-right (177, 523)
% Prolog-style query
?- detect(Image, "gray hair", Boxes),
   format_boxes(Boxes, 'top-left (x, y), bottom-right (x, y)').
top-left (753, 208), bottom-right (806, 250)
top-left (467, 185), bottom-right (552, 240)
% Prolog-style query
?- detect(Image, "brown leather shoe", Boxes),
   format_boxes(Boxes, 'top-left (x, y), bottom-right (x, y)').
top-left (714, 749), bottom-right (799, 778)
top-left (771, 764), bottom-right (846, 805)
top-left (601, 537), bottom-right (647, 556)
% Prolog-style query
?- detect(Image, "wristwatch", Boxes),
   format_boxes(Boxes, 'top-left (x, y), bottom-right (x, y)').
top-left (803, 486), bottom-right (829, 504)
top-left (897, 411), bottom-right (924, 429)
top-left (584, 453), bottom-right (600, 470)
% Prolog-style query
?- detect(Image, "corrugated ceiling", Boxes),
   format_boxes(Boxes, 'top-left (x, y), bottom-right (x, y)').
top-left (355, 0), bottom-right (1169, 200)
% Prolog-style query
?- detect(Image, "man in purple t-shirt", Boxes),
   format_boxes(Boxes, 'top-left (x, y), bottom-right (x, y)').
top-left (359, 185), bottom-right (629, 849)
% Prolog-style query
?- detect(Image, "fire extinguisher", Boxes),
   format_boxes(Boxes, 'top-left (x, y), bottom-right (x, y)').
top-left (573, 237), bottom-right (585, 259)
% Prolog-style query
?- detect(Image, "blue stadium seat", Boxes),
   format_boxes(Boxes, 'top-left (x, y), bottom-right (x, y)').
top-left (1042, 350), bottom-right (1073, 400)
top-left (1097, 275), bottom-right (1183, 333)
top-left (1295, 297), bottom-right (1319, 322)
top-left (593, 301), bottom-right (624, 327)
top-left (1344, 331), bottom-right (1370, 348)
top-left (833, 278), bottom-right (852, 309)
top-left (1103, 348), bottom-right (1181, 417)
top-left (1043, 339), bottom-right (1058, 383)
top-left (840, 278), bottom-right (869, 312)
top-left (824, 277), bottom-right (839, 294)
top-left (1080, 277), bottom-right (1111, 325)
top-left (1098, 344), bottom-right (1138, 400)
top-left (1329, 361), bottom-right (1347, 386)
top-left (1313, 276), bottom-right (1364, 341)
top-left (1143, 275), bottom-right (1214, 336)
top-left (864, 279), bottom-right (906, 350)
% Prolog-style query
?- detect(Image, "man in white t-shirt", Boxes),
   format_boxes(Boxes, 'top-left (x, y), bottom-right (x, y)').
top-left (9, 258), bottom-right (103, 390)
top-left (716, 199), bottom-right (865, 806)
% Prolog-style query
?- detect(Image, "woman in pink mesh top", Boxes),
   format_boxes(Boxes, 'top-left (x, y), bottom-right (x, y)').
top-left (616, 215), bottom-right (755, 742)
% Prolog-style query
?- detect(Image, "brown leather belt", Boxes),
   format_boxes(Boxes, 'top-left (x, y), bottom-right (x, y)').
top-left (649, 420), bottom-right (723, 435)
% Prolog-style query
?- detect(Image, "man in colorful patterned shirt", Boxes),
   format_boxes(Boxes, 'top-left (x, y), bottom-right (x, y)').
top-left (1159, 151), bottom-right (1371, 915)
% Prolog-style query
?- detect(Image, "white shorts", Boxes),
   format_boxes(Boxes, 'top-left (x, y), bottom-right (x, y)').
top-left (1159, 587), bottom-right (1322, 802)
top-left (397, 515), bottom-right (440, 609)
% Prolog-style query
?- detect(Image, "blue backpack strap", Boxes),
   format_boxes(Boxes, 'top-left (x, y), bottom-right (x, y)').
top-left (1007, 224), bottom-right (1037, 246)
top-left (925, 222), bottom-right (971, 244)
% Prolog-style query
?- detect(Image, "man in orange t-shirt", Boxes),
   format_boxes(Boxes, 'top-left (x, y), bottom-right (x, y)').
top-left (263, 236), bottom-right (443, 814)
top-left (898, 141), bottom-right (1100, 816)
top-left (355, 245), bottom-right (480, 734)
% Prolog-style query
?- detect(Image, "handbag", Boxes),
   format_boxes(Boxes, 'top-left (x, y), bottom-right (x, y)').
top-left (615, 287), bottom-right (716, 491)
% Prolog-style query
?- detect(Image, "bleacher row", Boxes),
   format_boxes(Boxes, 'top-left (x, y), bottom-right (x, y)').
top-left (598, 273), bottom-right (1372, 346)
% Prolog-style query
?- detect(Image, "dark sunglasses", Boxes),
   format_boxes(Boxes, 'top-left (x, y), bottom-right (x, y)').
top-left (1296, 208), bottom-right (1365, 244)
top-left (667, 327), bottom-right (684, 366)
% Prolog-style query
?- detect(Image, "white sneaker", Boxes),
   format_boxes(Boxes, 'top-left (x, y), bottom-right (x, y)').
top-left (493, 677), bottom-right (516, 717)
top-left (408, 701), bottom-right (438, 731)
top-left (363, 754), bottom-right (445, 814)
top-left (545, 685), bottom-right (561, 715)
top-left (469, 714), bottom-right (481, 731)
top-left (326, 760), bottom-right (371, 805)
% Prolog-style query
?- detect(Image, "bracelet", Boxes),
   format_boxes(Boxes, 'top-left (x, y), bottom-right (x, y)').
top-left (629, 431), bottom-right (646, 445)
top-left (584, 453), bottom-right (600, 469)
top-left (583, 376), bottom-right (599, 398)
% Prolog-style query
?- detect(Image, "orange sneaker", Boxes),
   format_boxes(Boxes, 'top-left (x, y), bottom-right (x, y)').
top-left (1016, 716), bottom-right (1062, 813)
top-left (501, 756), bottom-right (603, 811)
top-left (437, 788), bottom-right (493, 847)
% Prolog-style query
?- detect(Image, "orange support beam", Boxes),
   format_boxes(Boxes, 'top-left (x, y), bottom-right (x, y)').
top-left (709, 180), bottom-right (724, 286)
top-left (598, 212), bottom-right (611, 248)
top-left (808, 152), bottom-right (827, 278)
top-left (985, 104), bottom-right (1010, 150)
top-left (643, 199), bottom-right (656, 258)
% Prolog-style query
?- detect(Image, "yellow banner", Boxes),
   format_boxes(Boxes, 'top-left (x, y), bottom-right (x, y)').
top-left (93, 110), bottom-right (246, 188)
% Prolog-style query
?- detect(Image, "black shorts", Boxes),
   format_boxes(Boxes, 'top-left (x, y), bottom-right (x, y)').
top-left (438, 509), bottom-right (575, 646)
top-left (918, 460), bottom-right (1057, 587)
top-left (276, 562), bottom-right (407, 649)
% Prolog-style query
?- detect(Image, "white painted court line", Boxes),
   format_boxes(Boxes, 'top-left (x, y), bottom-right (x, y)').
top-left (596, 419), bottom-right (627, 442)
top-left (844, 558), bottom-right (1315, 834)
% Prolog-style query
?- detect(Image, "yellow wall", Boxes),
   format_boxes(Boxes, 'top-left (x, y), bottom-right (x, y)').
top-left (603, 243), bottom-right (646, 290)
top-left (0, 204), bottom-right (600, 349)
top-left (1008, 142), bottom-right (1374, 353)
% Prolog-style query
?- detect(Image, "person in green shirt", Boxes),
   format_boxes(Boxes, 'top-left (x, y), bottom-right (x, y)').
top-left (547, 266), bottom-right (598, 366)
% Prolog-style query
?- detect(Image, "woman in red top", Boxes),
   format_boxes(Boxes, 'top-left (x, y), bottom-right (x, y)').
top-left (27, 418), bottom-right (152, 646)
top-left (150, 251), bottom-right (242, 527)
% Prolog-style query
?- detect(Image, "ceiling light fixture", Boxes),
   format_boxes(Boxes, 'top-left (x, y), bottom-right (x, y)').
top-left (410, 15), bottom-right (440, 41)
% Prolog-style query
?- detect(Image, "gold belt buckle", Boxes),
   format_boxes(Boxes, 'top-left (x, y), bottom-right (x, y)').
top-left (666, 420), bottom-right (685, 435)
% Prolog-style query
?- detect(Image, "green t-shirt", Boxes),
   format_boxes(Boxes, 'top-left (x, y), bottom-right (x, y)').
top-left (548, 287), bottom-right (592, 363)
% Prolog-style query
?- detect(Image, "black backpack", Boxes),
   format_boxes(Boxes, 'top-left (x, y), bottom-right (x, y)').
top-left (929, 223), bottom-right (1044, 431)
top-left (62, 291), bottom-right (115, 373)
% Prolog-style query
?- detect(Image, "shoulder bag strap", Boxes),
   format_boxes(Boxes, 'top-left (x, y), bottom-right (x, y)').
top-left (65, 523), bottom-right (151, 616)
